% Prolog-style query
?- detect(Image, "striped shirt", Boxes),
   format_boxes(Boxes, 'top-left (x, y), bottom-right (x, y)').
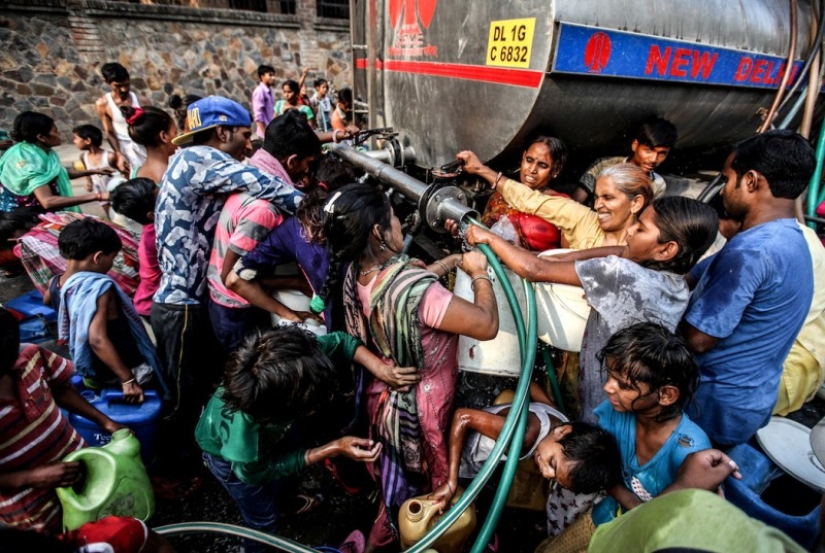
top-left (207, 193), bottom-right (283, 308)
top-left (0, 344), bottom-right (84, 532)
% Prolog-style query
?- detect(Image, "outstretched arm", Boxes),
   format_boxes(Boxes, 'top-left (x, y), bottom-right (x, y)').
top-left (464, 225), bottom-right (581, 285)
top-left (539, 246), bottom-right (625, 263)
top-left (33, 184), bottom-right (103, 211)
top-left (430, 406), bottom-right (542, 512)
top-left (51, 381), bottom-right (126, 434)
top-left (225, 270), bottom-right (318, 324)
top-left (430, 408), bottom-right (507, 512)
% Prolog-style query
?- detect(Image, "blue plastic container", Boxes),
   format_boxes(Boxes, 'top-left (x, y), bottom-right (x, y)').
top-left (69, 389), bottom-right (162, 467)
top-left (726, 442), bottom-right (821, 549)
top-left (70, 374), bottom-right (86, 392)
top-left (6, 289), bottom-right (58, 343)
top-left (5, 289), bottom-right (57, 321)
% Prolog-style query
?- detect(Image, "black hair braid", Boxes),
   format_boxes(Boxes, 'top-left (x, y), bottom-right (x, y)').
top-left (315, 247), bottom-right (347, 314)
top-left (311, 183), bottom-right (392, 314)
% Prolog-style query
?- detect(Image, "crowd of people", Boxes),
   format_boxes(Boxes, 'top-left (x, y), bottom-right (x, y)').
top-left (0, 59), bottom-right (822, 553)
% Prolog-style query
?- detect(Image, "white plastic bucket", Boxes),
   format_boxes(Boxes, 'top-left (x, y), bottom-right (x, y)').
top-left (270, 289), bottom-right (327, 336)
top-left (534, 249), bottom-right (591, 352)
top-left (456, 267), bottom-right (526, 377)
top-left (456, 250), bottom-right (591, 377)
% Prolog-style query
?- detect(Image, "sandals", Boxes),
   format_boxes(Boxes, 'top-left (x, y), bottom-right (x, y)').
top-left (292, 492), bottom-right (324, 515)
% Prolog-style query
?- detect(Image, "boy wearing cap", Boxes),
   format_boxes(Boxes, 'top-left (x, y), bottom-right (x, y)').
top-left (151, 96), bottom-right (304, 477)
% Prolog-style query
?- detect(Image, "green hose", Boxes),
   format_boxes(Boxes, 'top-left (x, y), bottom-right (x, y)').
top-left (542, 349), bottom-right (566, 416)
top-left (405, 219), bottom-right (538, 552)
top-left (812, 117), bottom-right (825, 223)
top-left (470, 280), bottom-right (537, 553)
top-left (155, 521), bottom-right (319, 552)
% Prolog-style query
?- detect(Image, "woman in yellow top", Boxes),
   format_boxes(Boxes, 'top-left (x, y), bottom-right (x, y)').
top-left (456, 150), bottom-right (653, 249)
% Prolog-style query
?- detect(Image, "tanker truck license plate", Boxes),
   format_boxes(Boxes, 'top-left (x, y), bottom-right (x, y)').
top-left (487, 18), bottom-right (536, 69)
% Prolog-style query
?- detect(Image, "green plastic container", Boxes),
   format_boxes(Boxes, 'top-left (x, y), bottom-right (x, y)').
top-left (56, 429), bottom-right (155, 531)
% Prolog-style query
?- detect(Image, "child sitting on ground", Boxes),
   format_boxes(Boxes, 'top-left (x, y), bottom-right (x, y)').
top-left (535, 323), bottom-right (711, 552)
top-left (196, 325), bottom-right (418, 553)
top-left (428, 381), bottom-right (621, 513)
top-left (72, 124), bottom-right (117, 216)
top-left (0, 308), bottom-right (125, 533)
top-left (464, 195), bottom-right (718, 422)
top-left (54, 218), bottom-right (163, 402)
top-left (109, 178), bottom-right (159, 322)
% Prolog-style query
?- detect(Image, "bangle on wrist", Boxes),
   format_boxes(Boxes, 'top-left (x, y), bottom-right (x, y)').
top-left (121, 378), bottom-right (136, 386)
top-left (305, 448), bottom-right (312, 465)
top-left (435, 260), bottom-right (451, 274)
top-left (470, 274), bottom-right (491, 288)
top-left (492, 172), bottom-right (503, 189)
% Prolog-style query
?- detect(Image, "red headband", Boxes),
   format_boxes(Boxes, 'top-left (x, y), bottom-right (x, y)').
top-left (125, 107), bottom-right (144, 125)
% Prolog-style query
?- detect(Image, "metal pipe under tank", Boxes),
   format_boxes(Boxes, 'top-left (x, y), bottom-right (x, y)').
top-left (327, 144), bottom-right (478, 230)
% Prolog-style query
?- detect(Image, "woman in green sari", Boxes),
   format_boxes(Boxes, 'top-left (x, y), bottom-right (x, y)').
top-left (0, 112), bottom-right (113, 213)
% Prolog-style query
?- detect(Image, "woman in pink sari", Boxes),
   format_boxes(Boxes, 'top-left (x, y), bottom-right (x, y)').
top-left (316, 183), bottom-right (499, 550)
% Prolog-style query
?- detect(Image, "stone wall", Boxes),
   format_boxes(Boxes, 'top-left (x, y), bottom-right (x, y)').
top-left (0, 0), bottom-right (351, 135)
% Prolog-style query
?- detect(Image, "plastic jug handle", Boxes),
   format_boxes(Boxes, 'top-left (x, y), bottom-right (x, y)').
top-left (103, 390), bottom-right (155, 406)
top-left (103, 391), bottom-right (145, 408)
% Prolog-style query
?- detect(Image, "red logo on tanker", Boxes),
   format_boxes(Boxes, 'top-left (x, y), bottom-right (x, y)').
top-left (584, 32), bottom-right (611, 73)
top-left (388, 0), bottom-right (438, 58)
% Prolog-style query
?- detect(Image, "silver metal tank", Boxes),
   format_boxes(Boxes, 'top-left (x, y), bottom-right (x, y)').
top-left (351, 0), bottom-right (817, 167)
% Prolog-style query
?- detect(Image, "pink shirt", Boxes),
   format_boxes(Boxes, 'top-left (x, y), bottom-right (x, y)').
top-left (134, 223), bottom-right (160, 317)
top-left (207, 193), bottom-right (283, 307)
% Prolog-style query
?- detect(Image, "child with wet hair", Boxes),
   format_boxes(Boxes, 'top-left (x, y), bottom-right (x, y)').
top-left (195, 325), bottom-right (390, 553)
top-left (536, 322), bottom-right (710, 552)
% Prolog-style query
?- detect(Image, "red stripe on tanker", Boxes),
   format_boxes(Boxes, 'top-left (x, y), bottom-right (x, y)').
top-left (355, 58), bottom-right (544, 88)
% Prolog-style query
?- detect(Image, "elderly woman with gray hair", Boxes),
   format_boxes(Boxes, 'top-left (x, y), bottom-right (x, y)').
top-left (456, 151), bottom-right (654, 250)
